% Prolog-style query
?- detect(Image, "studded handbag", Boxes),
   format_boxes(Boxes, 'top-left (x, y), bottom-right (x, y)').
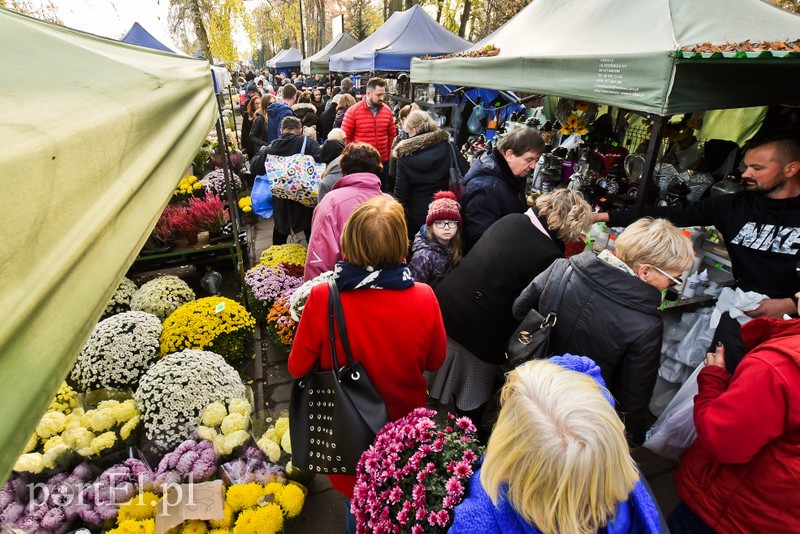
top-left (504, 264), bottom-right (574, 371)
top-left (289, 281), bottom-right (389, 475)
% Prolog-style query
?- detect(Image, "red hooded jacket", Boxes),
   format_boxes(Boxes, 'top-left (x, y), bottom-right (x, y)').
top-left (675, 317), bottom-right (800, 533)
top-left (340, 99), bottom-right (396, 162)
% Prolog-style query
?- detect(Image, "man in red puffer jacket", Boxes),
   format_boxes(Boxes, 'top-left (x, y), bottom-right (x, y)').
top-left (341, 77), bottom-right (396, 192)
top-left (669, 302), bottom-right (800, 534)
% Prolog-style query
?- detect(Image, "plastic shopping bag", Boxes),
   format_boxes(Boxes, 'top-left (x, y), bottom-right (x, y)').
top-left (251, 174), bottom-right (273, 219)
top-left (643, 363), bottom-right (702, 461)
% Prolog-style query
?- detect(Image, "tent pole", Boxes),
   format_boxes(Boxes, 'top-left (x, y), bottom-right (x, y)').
top-left (635, 114), bottom-right (665, 209)
top-left (227, 86), bottom-right (240, 147)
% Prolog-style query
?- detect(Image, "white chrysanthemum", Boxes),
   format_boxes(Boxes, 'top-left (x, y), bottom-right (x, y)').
top-left (129, 275), bottom-right (195, 321)
top-left (135, 349), bottom-right (244, 450)
top-left (70, 311), bottom-right (162, 391)
top-left (258, 437), bottom-right (281, 463)
top-left (103, 277), bottom-right (138, 318)
top-left (220, 413), bottom-right (248, 435)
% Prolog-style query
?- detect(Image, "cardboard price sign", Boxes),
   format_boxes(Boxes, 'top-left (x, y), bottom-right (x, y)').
top-left (155, 480), bottom-right (225, 534)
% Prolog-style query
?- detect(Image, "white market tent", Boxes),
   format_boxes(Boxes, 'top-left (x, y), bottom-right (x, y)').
top-left (268, 47), bottom-right (303, 69)
top-left (329, 5), bottom-right (470, 72)
top-left (0, 7), bottom-right (218, 482)
top-left (301, 32), bottom-right (359, 75)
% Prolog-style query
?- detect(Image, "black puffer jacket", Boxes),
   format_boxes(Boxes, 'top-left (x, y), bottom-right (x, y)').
top-left (513, 251), bottom-right (664, 445)
top-left (394, 129), bottom-right (453, 241)
top-left (249, 113), bottom-right (269, 153)
top-left (435, 213), bottom-right (563, 366)
top-left (462, 148), bottom-right (527, 251)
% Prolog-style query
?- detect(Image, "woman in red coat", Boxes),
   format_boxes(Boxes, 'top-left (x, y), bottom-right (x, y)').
top-left (288, 195), bottom-right (447, 534)
top-left (669, 297), bottom-right (800, 534)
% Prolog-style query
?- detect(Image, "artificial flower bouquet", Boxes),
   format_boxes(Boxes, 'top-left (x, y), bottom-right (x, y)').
top-left (136, 350), bottom-right (245, 451)
top-left (103, 277), bottom-right (138, 319)
top-left (70, 311), bottom-right (162, 392)
top-left (130, 275), bottom-right (196, 322)
top-left (196, 398), bottom-right (253, 458)
top-left (160, 297), bottom-right (255, 367)
top-left (264, 297), bottom-right (297, 353)
top-left (554, 98), bottom-right (598, 138)
top-left (352, 408), bottom-right (484, 533)
top-left (220, 446), bottom-right (287, 487)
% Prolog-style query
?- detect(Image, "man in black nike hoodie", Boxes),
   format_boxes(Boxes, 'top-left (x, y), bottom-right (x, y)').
top-left (594, 135), bottom-right (800, 371)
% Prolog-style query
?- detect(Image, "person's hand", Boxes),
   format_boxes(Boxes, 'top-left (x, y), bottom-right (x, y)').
top-left (704, 343), bottom-right (725, 368)
top-left (590, 212), bottom-right (609, 223)
top-left (745, 298), bottom-right (796, 319)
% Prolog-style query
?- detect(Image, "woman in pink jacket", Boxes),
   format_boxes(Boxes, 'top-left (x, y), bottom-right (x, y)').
top-left (304, 142), bottom-right (387, 281)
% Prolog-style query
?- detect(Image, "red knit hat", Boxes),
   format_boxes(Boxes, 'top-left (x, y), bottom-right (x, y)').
top-left (426, 191), bottom-right (462, 226)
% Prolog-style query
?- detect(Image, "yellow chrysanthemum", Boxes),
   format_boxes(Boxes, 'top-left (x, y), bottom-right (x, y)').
top-left (208, 529), bottom-right (232, 534)
top-left (197, 426), bottom-right (218, 443)
top-left (88, 431), bottom-right (117, 455)
top-left (48, 382), bottom-right (78, 414)
top-left (232, 504), bottom-right (283, 534)
top-left (209, 503), bottom-right (234, 529)
top-left (120, 415), bottom-right (141, 441)
top-left (180, 520), bottom-right (208, 534)
top-left (257, 438), bottom-right (281, 464)
top-left (62, 426), bottom-right (95, 451)
top-left (273, 418), bottom-right (289, 442)
top-left (43, 435), bottom-right (66, 454)
top-left (82, 408), bottom-right (115, 432)
top-left (226, 483), bottom-right (265, 513)
top-left (42, 441), bottom-right (70, 468)
top-left (108, 518), bottom-right (156, 534)
top-left (36, 411), bottom-right (66, 439)
top-left (259, 244), bottom-right (307, 268)
top-left (277, 483), bottom-right (305, 518)
top-left (262, 483), bottom-right (284, 501)
top-left (220, 413), bottom-right (248, 436)
top-left (13, 453), bottom-right (46, 474)
top-left (118, 492), bottom-right (161, 521)
top-left (201, 402), bottom-right (228, 427)
top-left (111, 400), bottom-right (140, 425)
top-left (280, 429), bottom-right (292, 455)
top-left (23, 433), bottom-right (39, 454)
top-left (227, 398), bottom-right (252, 419)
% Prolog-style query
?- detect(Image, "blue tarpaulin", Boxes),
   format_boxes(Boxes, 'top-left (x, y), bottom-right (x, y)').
top-left (329, 5), bottom-right (469, 72)
top-left (121, 22), bottom-right (174, 53)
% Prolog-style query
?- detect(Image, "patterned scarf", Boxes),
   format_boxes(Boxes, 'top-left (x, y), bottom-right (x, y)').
top-left (333, 261), bottom-right (415, 292)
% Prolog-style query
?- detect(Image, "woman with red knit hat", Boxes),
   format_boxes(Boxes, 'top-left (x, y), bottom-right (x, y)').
top-left (408, 191), bottom-right (463, 288)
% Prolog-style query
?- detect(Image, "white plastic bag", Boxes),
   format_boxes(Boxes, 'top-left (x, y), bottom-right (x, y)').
top-left (643, 364), bottom-right (702, 460)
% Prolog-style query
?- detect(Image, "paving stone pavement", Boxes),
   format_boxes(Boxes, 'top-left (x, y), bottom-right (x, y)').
top-left (244, 216), bottom-right (679, 532)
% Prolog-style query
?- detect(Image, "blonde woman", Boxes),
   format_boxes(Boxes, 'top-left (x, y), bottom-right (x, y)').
top-left (333, 93), bottom-right (356, 129)
top-left (394, 110), bottom-right (467, 244)
top-left (289, 196), bottom-right (446, 534)
top-left (450, 357), bottom-right (661, 533)
top-left (429, 189), bottom-right (591, 432)
top-left (513, 217), bottom-right (694, 445)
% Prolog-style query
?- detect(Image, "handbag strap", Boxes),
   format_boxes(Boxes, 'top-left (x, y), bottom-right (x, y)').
top-left (327, 280), bottom-right (356, 371)
top-left (300, 134), bottom-right (308, 157)
top-left (448, 142), bottom-right (459, 171)
top-left (542, 264), bottom-right (574, 328)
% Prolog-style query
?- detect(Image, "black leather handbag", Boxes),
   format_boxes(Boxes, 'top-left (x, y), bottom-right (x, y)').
top-left (289, 280), bottom-right (389, 475)
top-left (504, 264), bottom-right (574, 371)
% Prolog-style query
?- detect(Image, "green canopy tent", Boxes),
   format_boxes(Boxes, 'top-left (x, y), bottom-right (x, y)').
top-left (0, 8), bottom-right (218, 482)
top-left (411, 0), bottom-right (800, 116)
top-left (301, 32), bottom-right (359, 75)
top-left (411, 0), bottom-right (800, 205)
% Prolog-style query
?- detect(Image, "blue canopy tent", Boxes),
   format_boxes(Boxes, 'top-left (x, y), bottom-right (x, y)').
top-left (274, 47), bottom-right (302, 69)
top-left (329, 5), bottom-right (469, 72)
top-left (121, 22), bottom-right (174, 53)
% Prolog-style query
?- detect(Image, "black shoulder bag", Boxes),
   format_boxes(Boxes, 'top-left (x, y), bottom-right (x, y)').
top-left (289, 280), bottom-right (389, 475)
top-left (504, 264), bottom-right (574, 371)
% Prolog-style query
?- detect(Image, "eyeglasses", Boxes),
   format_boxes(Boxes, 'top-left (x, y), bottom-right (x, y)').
top-left (433, 220), bottom-right (459, 229)
top-left (649, 265), bottom-right (683, 287)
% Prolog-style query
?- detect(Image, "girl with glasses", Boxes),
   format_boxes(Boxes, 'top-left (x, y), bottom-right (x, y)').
top-left (408, 192), bottom-right (463, 289)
